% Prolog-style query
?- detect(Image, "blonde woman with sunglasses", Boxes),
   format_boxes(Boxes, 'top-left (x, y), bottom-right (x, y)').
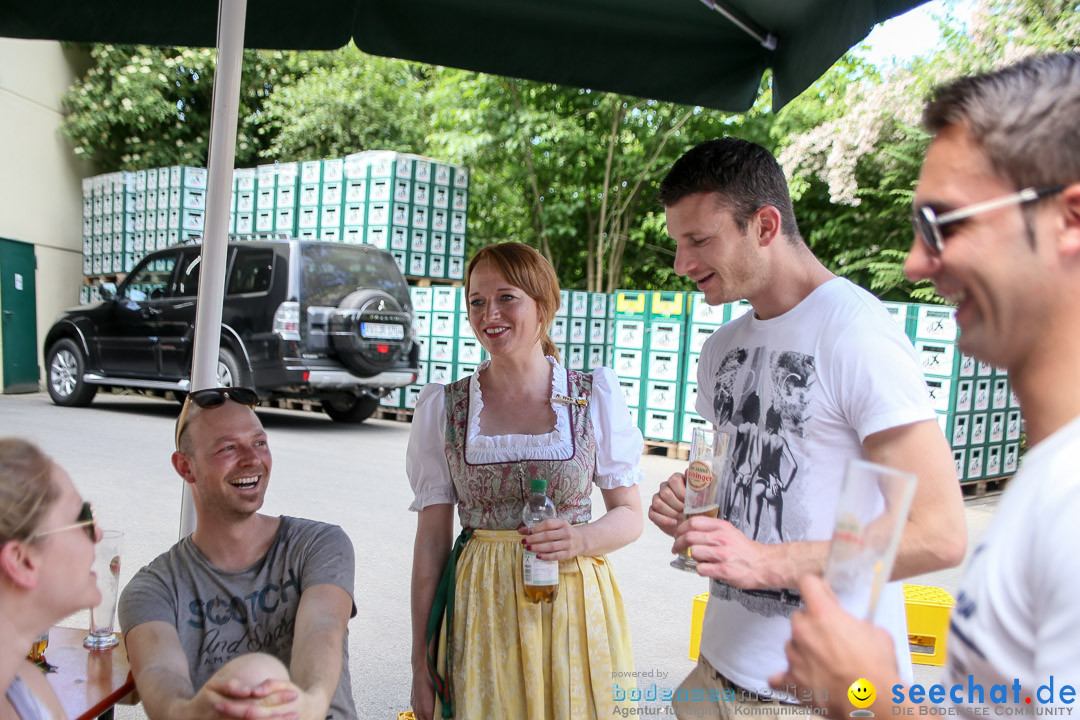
top-left (1, 438), bottom-right (102, 720)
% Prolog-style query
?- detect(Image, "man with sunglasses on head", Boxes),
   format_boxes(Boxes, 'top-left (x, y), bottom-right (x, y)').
top-left (770, 52), bottom-right (1080, 713)
top-left (649, 137), bottom-right (968, 718)
top-left (119, 387), bottom-right (358, 720)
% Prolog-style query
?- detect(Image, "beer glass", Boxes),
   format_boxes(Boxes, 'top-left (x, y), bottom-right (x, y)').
top-left (84, 530), bottom-right (123, 649)
top-left (823, 460), bottom-right (916, 619)
top-left (671, 427), bottom-right (733, 572)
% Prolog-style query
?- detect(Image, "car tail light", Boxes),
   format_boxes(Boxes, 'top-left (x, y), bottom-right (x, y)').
top-left (273, 301), bottom-right (301, 341)
top-left (377, 344), bottom-right (390, 354)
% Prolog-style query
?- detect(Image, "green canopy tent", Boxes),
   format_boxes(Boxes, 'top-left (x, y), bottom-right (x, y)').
top-left (3, 0), bottom-right (924, 112)
top-left (1, 0), bottom-right (928, 533)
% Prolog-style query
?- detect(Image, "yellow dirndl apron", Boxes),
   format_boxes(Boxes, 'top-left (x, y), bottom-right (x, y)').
top-left (427, 366), bottom-right (637, 719)
top-left (432, 530), bottom-right (635, 720)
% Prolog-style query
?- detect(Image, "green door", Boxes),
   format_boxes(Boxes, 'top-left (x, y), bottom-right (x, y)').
top-left (0, 238), bottom-right (39, 393)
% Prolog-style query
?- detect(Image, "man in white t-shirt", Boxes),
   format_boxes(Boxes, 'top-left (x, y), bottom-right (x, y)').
top-left (648, 138), bottom-right (967, 718)
top-left (771, 52), bottom-right (1080, 715)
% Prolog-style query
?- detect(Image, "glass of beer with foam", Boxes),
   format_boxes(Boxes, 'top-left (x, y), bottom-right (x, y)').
top-left (671, 427), bottom-right (733, 572)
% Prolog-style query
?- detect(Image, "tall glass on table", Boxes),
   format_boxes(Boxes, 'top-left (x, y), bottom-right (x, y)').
top-left (671, 427), bottom-right (733, 572)
top-left (84, 530), bottom-right (123, 649)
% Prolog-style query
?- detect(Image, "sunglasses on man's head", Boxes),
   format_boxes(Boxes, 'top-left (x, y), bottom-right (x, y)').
top-left (912, 184), bottom-right (1066, 255)
top-left (28, 501), bottom-right (97, 542)
top-left (175, 386), bottom-right (261, 451)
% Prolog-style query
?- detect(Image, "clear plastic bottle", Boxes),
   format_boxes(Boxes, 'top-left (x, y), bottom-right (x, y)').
top-left (522, 477), bottom-right (559, 603)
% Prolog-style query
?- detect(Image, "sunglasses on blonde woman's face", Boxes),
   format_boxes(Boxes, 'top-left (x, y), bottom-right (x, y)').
top-left (174, 387), bottom-right (261, 451)
top-left (28, 501), bottom-right (97, 542)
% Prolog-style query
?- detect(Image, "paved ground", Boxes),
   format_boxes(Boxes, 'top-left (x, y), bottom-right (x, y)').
top-left (0, 391), bottom-right (997, 717)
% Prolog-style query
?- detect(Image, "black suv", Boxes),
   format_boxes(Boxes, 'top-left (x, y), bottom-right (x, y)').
top-left (43, 238), bottom-right (418, 423)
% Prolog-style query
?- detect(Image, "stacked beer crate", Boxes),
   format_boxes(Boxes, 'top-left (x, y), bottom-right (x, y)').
top-left (330, 151), bottom-right (470, 281)
top-left (81, 172), bottom-right (131, 280)
top-left (80, 167), bottom-right (207, 303)
top-left (241, 163), bottom-right (297, 237)
top-left (234, 152), bottom-right (470, 280)
top-left (382, 286), bottom-right (488, 410)
top-left (608, 290), bottom-right (690, 443)
top-left (552, 291), bottom-right (610, 374)
top-left (79, 152), bottom-right (468, 303)
top-left (905, 304), bottom-right (1020, 483)
top-left (80, 167), bottom-right (206, 276)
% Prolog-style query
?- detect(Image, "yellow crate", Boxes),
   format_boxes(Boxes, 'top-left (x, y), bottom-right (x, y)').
top-left (650, 291), bottom-right (685, 318)
top-left (615, 291), bottom-right (647, 316)
top-left (904, 584), bottom-right (955, 667)
top-left (689, 592), bottom-right (709, 661)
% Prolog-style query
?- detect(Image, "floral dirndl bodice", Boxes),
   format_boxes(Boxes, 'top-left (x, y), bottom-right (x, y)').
top-left (443, 368), bottom-right (596, 530)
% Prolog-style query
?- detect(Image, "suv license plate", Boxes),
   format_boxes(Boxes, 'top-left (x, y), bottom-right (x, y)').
top-left (361, 322), bottom-right (405, 340)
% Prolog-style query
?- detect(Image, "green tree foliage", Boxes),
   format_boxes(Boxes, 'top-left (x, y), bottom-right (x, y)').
top-left (778, 0), bottom-right (1080, 302)
top-left (61, 44), bottom-right (335, 170)
top-left (258, 47), bottom-right (434, 162)
top-left (425, 71), bottom-right (775, 292)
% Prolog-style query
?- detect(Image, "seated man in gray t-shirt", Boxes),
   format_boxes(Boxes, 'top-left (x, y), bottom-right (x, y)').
top-left (119, 390), bottom-right (358, 720)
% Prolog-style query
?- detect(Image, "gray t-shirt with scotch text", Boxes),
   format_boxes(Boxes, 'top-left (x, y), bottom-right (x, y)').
top-left (119, 516), bottom-right (357, 720)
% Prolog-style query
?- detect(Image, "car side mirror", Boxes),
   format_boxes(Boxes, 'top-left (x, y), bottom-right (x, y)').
top-left (100, 282), bottom-right (117, 301)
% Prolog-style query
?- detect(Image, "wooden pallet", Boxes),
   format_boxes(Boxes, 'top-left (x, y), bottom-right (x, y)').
top-left (960, 474), bottom-right (1011, 498)
top-left (643, 439), bottom-right (687, 460)
top-left (374, 406), bottom-right (414, 422)
top-left (268, 397), bottom-right (322, 413)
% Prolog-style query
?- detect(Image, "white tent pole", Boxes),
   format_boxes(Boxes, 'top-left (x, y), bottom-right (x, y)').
top-left (179, 0), bottom-right (248, 538)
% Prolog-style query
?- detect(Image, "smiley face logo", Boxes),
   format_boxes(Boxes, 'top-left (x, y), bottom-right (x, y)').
top-left (848, 677), bottom-right (876, 709)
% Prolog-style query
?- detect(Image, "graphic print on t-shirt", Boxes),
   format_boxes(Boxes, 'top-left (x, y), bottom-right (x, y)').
top-left (189, 569), bottom-right (302, 671)
top-left (709, 345), bottom-right (816, 617)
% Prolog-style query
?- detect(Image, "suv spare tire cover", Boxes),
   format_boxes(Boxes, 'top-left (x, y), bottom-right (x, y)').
top-left (329, 289), bottom-right (409, 376)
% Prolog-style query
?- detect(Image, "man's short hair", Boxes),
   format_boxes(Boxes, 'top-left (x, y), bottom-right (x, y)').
top-left (658, 137), bottom-right (802, 242)
top-left (924, 52), bottom-right (1080, 190)
top-left (176, 403), bottom-right (206, 455)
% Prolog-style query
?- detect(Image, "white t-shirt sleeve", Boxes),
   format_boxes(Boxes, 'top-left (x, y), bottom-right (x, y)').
top-left (589, 366), bottom-right (644, 488)
top-left (822, 309), bottom-right (935, 442)
top-left (406, 383), bottom-right (458, 511)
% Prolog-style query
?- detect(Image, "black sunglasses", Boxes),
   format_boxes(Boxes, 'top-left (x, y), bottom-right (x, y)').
top-left (29, 501), bottom-right (97, 542)
top-left (913, 185), bottom-right (1065, 255)
top-left (175, 387), bottom-right (260, 451)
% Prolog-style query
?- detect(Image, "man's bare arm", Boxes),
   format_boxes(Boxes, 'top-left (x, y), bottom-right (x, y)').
top-left (287, 583), bottom-right (354, 720)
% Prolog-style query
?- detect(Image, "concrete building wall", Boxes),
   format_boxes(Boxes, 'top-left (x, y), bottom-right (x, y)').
top-left (0, 38), bottom-right (95, 388)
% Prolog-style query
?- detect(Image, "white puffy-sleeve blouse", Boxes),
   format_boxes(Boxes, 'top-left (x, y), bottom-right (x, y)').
top-left (407, 358), bottom-right (644, 511)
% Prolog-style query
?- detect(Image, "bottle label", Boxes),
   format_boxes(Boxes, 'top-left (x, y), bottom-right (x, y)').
top-left (523, 550), bottom-right (559, 586)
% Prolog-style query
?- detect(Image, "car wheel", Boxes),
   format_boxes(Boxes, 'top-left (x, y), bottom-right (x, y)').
top-left (45, 338), bottom-right (98, 407)
top-left (321, 394), bottom-right (380, 423)
top-left (217, 347), bottom-right (246, 388)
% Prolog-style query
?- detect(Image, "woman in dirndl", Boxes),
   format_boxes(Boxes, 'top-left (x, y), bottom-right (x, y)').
top-left (407, 242), bottom-right (644, 720)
